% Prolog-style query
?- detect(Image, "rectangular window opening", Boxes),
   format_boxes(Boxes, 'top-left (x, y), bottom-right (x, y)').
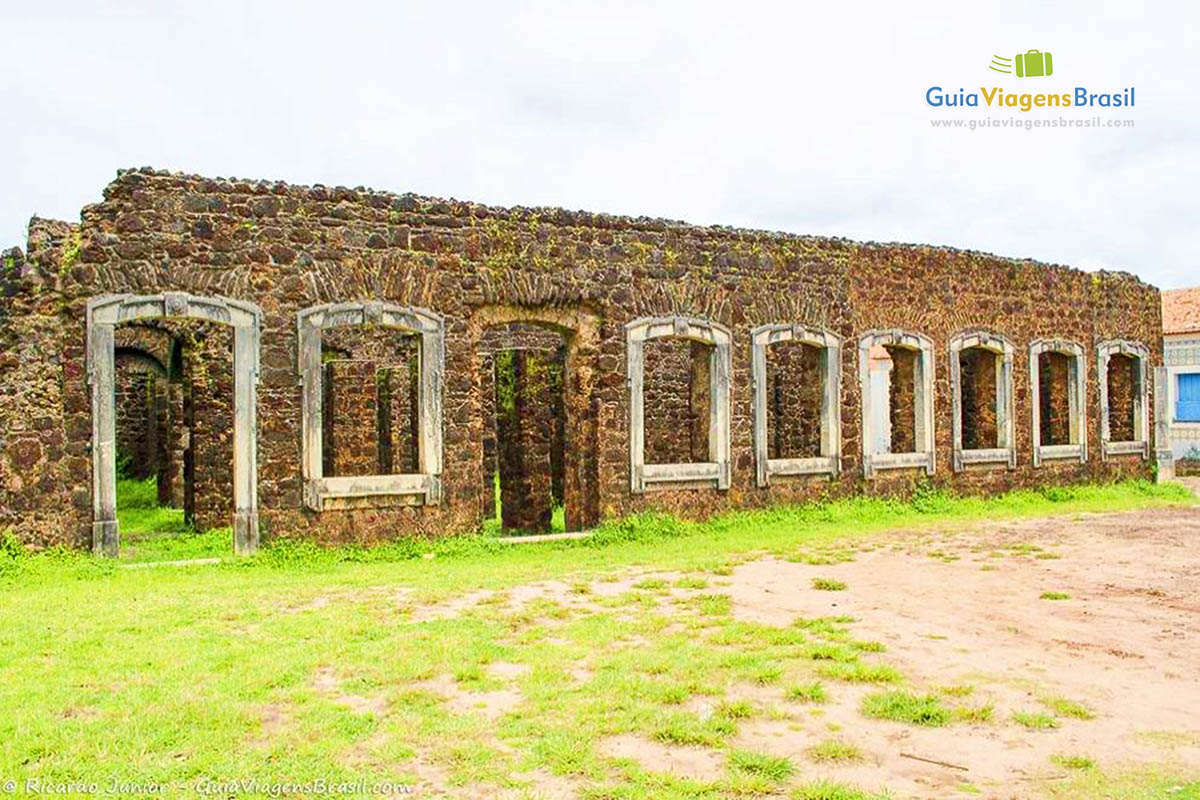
top-left (765, 340), bottom-right (824, 460)
top-left (960, 347), bottom-right (1000, 450)
top-left (643, 336), bottom-right (714, 465)
top-left (1038, 351), bottom-right (1076, 446)
top-left (1105, 353), bottom-right (1139, 442)
top-left (320, 327), bottom-right (419, 478)
top-left (871, 344), bottom-right (923, 455)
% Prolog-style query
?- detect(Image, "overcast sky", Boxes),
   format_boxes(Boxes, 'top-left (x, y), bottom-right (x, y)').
top-left (2, 1), bottom-right (1197, 287)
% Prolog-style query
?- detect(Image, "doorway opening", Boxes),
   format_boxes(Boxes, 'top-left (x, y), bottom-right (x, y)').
top-left (112, 320), bottom-right (235, 561)
top-left (479, 322), bottom-right (568, 535)
top-left (88, 293), bottom-right (261, 558)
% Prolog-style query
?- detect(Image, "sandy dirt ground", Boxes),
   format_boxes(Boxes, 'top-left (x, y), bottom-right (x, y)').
top-left (710, 506), bottom-right (1200, 797)
top-left (405, 492), bottom-right (1200, 799)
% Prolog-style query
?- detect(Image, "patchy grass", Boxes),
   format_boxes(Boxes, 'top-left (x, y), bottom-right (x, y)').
top-left (792, 781), bottom-right (891, 800)
top-left (812, 577), bottom-right (848, 591)
top-left (653, 714), bottom-right (735, 747)
top-left (1046, 766), bottom-right (1200, 799)
top-left (1040, 591), bottom-right (1072, 600)
top-left (787, 682), bottom-right (829, 704)
top-left (1013, 711), bottom-right (1062, 730)
top-left (716, 699), bottom-right (754, 720)
top-left (861, 691), bottom-right (950, 726)
top-left (633, 578), bottom-right (669, 590)
top-left (952, 703), bottom-right (995, 723)
top-left (1051, 754), bottom-right (1096, 770)
top-left (818, 662), bottom-right (903, 684)
top-left (0, 479), bottom-right (1191, 796)
top-left (728, 750), bottom-right (795, 782)
top-left (808, 739), bottom-right (863, 762)
top-left (674, 577), bottom-right (708, 590)
top-left (1041, 696), bottom-right (1095, 720)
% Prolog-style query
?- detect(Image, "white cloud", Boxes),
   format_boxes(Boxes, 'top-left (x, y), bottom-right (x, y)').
top-left (1, 0), bottom-right (1196, 287)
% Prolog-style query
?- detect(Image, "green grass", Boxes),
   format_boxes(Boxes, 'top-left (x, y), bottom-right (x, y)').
top-left (1013, 711), bottom-right (1061, 730)
top-left (808, 739), bottom-right (863, 762)
top-left (1040, 591), bottom-right (1072, 600)
top-left (860, 688), bottom-right (990, 727)
top-left (1046, 767), bottom-right (1200, 799)
top-left (0, 479), bottom-right (1191, 797)
top-left (792, 781), bottom-right (891, 800)
top-left (812, 577), bottom-right (847, 591)
top-left (115, 478), bottom-right (236, 563)
top-left (787, 681), bottom-right (828, 703)
top-left (817, 662), bottom-right (902, 684)
top-left (1051, 754), bottom-right (1096, 770)
top-left (861, 691), bottom-right (950, 726)
top-left (1041, 696), bottom-right (1095, 720)
top-left (728, 750), bottom-right (795, 781)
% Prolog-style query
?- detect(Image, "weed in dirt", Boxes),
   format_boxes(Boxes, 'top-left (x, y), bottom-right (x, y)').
top-left (787, 682), bottom-right (828, 704)
top-left (728, 750), bottom-right (795, 782)
top-left (1051, 754), bottom-right (1096, 770)
top-left (808, 739), bottom-right (863, 762)
top-left (812, 578), bottom-right (847, 591)
top-left (861, 691), bottom-right (949, 726)
top-left (819, 662), bottom-right (902, 684)
top-left (1041, 696), bottom-right (1095, 720)
top-left (792, 780), bottom-right (893, 800)
top-left (1013, 711), bottom-right (1061, 730)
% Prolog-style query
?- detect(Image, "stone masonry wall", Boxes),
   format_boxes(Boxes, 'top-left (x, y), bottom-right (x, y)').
top-left (114, 367), bottom-right (163, 480)
top-left (183, 326), bottom-right (233, 532)
top-left (960, 348), bottom-right (999, 450)
top-left (1039, 352), bottom-right (1072, 446)
top-left (765, 341), bottom-right (822, 460)
top-left (0, 168), bottom-right (1165, 548)
top-left (1106, 354), bottom-right (1137, 442)
top-left (886, 346), bottom-right (918, 454)
top-left (643, 337), bottom-right (711, 464)
top-left (496, 350), bottom-right (556, 532)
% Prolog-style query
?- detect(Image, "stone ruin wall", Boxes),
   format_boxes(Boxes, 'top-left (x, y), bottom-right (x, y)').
top-left (0, 168), bottom-right (1164, 548)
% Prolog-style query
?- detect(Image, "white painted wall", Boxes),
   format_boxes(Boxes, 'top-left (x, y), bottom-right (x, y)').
top-left (1164, 333), bottom-right (1200, 459)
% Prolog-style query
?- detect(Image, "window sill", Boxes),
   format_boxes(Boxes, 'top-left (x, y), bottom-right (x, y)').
top-left (304, 474), bottom-right (434, 511)
top-left (638, 462), bottom-right (728, 491)
top-left (1102, 440), bottom-right (1148, 459)
top-left (766, 456), bottom-right (839, 479)
top-left (1036, 444), bottom-right (1084, 463)
top-left (866, 451), bottom-right (934, 475)
top-left (955, 447), bottom-right (1015, 470)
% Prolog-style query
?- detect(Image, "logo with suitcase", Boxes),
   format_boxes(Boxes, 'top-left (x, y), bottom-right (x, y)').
top-left (989, 50), bottom-right (1054, 78)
